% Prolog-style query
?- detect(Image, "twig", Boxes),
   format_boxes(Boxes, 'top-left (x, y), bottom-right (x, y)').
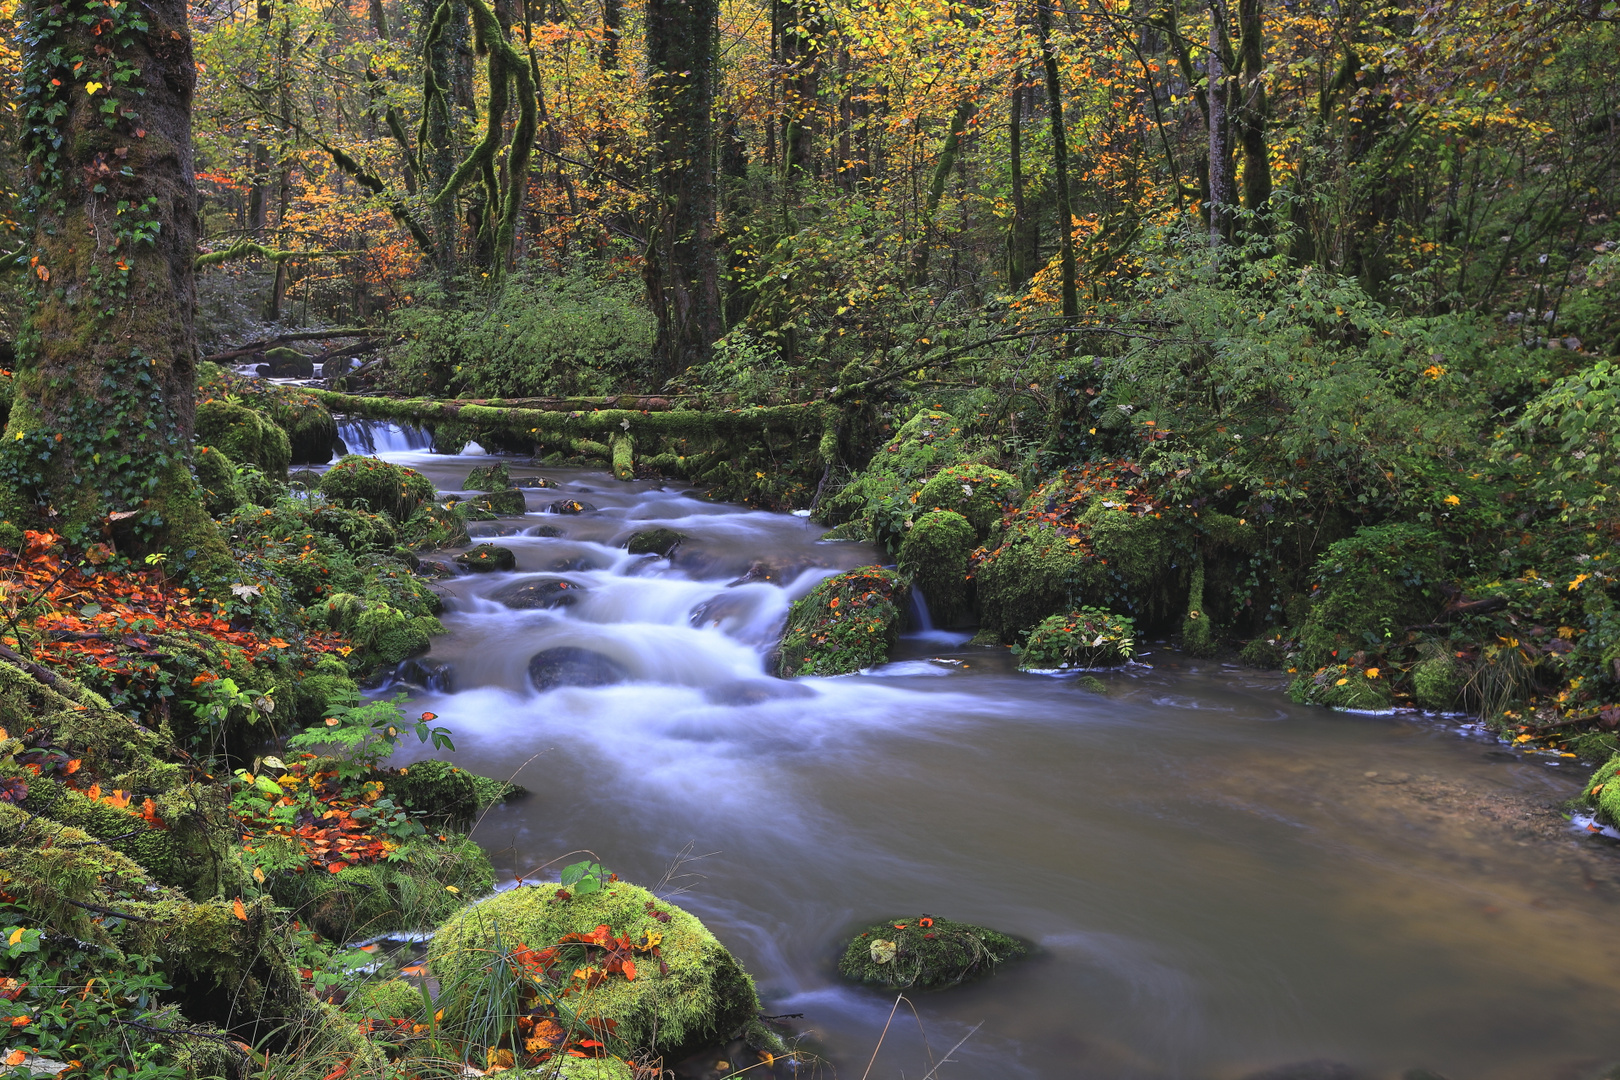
top-left (64, 898), bottom-right (158, 923)
top-left (860, 994), bottom-right (907, 1080)
top-left (919, 1022), bottom-right (984, 1080)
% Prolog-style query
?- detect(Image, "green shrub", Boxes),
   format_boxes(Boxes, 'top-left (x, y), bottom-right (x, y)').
top-left (1017, 608), bottom-right (1136, 670)
top-left (319, 455), bottom-right (435, 521)
top-left (195, 400), bottom-right (292, 480)
top-left (1412, 655), bottom-right (1467, 711)
top-left (838, 915), bottom-right (1024, 990)
top-left (1288, 663), bottom-right (1395, 710)
top-left (776, 567), bottom-right (905, 676)
top-left (897, 510), bottom-right (976, 624)
top-left (912, 463), bottom-right (1023, 540)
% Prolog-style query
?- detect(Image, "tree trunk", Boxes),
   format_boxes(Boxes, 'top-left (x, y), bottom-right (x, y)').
top-left (1236, 0), bottom-right (1271, 212)
top-left (1207, 1), bottom-right (1233, 246)
top-left (1035, 0), bottom-right (1077, 320)
top-left (6, 0), bottom-right (229, 577)
top-left (645, 0), bottom-right (723, 376)
top-left (1006, 72), bottom-right (1040, 287)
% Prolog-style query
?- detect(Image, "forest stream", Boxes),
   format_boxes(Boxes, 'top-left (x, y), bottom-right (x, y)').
top-left (333, 427), bottom-right (1620, 1080)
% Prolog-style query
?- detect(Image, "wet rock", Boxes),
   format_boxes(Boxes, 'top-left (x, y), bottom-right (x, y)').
top-left (625, 527), bottom-right (686, 557)
top-left (454, 544), bottom-right (516, 572)
top-left (838, 914), bottom-right (1024, 990)
top-left (526, 524), bottom-right (563, 538)
top-left (490, 577), bottom-right (586, 610)
top-left (470, 488), bottom-right (528, 515)
top-left (527, 647), bottom-right (629, 691)
top-left (414, 560), bottom-right (455, 580)
top-left (257, 346), bottom-right (315, 378)
top-left (702, 679), bottom-right (816, 707)
top-left (546, 499), bottom-right (598, 515)
top-left (689, 593), bottom-right (753, 629)
top-left (1238, 1063), bottom-right (1362, 1080)
top-left (396, 657), bottom-right (455, 692)
top-left (511, 475), bottom-right (558, 488)
top-left (547, 554), bottom-right (607, 572)
top-left (464, 462), bottom-right (511, 491)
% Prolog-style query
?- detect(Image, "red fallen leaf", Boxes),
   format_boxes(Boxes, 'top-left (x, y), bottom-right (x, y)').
top-left (621, 958), bottom-right (636, 981)
top-left (0, 778), bottom-right (28, 805)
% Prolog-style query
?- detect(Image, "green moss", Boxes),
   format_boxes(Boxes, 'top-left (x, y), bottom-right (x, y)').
top-left (1077, 675), bottom-right (1107, 694)
top-left (817, 409), bottom-right (979, 551)
top-left (1297, 523), bottom-right (1448, 666)
top-left (470, 488), bottom-right (528, 515)
top-left (1413, 655), bottom-right (1467, 711)
top-left (1181, 559), bottom-right (1216, 657)
top-left (897, 510), bottom-right (976, 625)
top-left (319, 455), bottom-right (436, 521)
top-left (429, 881), bottom-right (762, 1060)
top-left (1581, 754), bottom-right (1620, 826)
top-left (1239, 633), bottom-right (1290, 669)
top-left (384, 758), bottom-right (523, 831)
top-left (271, 834), bottom-right (493, 943)
top-left (776, 567), bottom-right (905, 676)
top-left (455, 543), bottom-right (517, 572)
top-left (1016, 608), bottom-right (1136, 669)
top-left (974, 523), bottom-right (1101, 643)
top-left (195, 400), bottom-right (293, 480)
top-left (912, 464), bottom-right (1022, 540)
top-left (819, 520), bottom-right (868, 542)
top-left (1288, 663), bottom-right (1395, 711)
top-left (294, 655), bottom-right (361, 723)
top-left (837, 915), bottom-right (1024, 990)
top-left (1081, 500), bottom-right (1176, 593)
top-left (350, 979), bottom-right (424, 1022)
top-left (193, 444), bottom-right (247, 518)
top-left (625, 528), bottom-right (686, 556)
top-left (465, 462), bottom-right (511, 491)
top-left (352, 604), bottom-right (444, 667)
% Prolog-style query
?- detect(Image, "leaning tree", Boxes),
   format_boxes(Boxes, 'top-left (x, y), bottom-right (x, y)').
top-left (6, 0), bottom-right (229, 575)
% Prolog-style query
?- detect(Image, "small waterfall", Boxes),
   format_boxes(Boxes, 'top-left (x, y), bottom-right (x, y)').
top-left (336, 419), bottom-right (434, 456)
top-left (904, 582), bottom-right (974, 647)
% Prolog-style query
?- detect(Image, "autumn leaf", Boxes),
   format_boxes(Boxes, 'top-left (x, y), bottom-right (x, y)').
top-left (232, 898), bottom-right (248, 921)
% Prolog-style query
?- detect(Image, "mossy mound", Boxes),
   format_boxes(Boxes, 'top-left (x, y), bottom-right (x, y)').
top-left (1297, 524), bottom-right (1448, 666)
top-left (1240, 633), bottom-right (1290, 670)
top-left (838, 915), bottom-right (1024, 990)
top-left (350, 978), bottom-right (424, 1022)
top-left (1288, 664), bottom-right (1395, 711)
top-left (383, 758), bottom-right (523, 831)
top-left (897, 510), bottom-right (976, 625)
top-left (1580, 754), bottom-right (1620, 827)
top-left (465, 462), bottom-right (512, 491)
top-left (195, 400), bottom-right (293, 480)
top-left (817, 409), bottom-right (979, 552)
top-left (471, 488), bottom-right (529, 515)
top-left (274, 396), bottom-right (340, 465)
top-left (455, 544), bottom-right (517, 572)
top-left (1181, 560), bottom-right (1217, 658)
top-left (429, 881), bottom-right (763, 1060)
top-left (319, 455), bottom-right (436, 521)
top-left (912, 463), bottom-right (1022, 540)
top-left (1413, 655), bottom-right (1467, 711)
top-left (776, 567), bottom-right (905, 676)
top-left (974, 523), bottom-right (1098, 643)
top-left (1017, 608), bottom-right (1136, 669)
top-left (194, 444), bottom-right (247, 517)
top-left (625, 528), bottom-right (686, 556)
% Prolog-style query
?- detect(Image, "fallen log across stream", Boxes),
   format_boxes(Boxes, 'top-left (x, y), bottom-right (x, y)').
top-left (310, 390), bottom-right (842, 482)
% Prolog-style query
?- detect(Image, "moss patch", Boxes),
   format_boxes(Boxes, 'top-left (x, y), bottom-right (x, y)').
top-left (897, 509), bottom-right (976, 625)
top-left (383, 758), bottom-right (523, 831)
top-left (195, 400), bottom-right (292, 480)
top-left (1016, 608), bottom-right (1136, 669)
top-left (1413, 655), bottom-right (1467, 711)
top-left (1297, 523), bottom-right (1448, 666)
top-left (193, 444), bottom-right (247, 517)
top-left (319, 455), bottom-right (436, 521)
top-left (455, 544), bottom-right (517, 572)
top-left (470, 488), bottom-right (528, 515)
top-left (912, 463), bottom-right (1022, 540)
top-left (776, 567), bottom-right (905, 676)
top-left (1288, 663), bottom-right (1395, 710)
top-left (838, 915), bottom-right (1024, 990)
top-left (974, 523), bottom-right (1100, 643)
top-left (429, 881), bottom-right (762, 1060)
top-left (625, 528), bottom-right (686, 556)
top-left (465, 462), bottom-right (512, 491)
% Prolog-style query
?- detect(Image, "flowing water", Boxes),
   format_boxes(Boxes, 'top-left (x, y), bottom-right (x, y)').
top-left (344, 431), bottom-right (1620, 1080)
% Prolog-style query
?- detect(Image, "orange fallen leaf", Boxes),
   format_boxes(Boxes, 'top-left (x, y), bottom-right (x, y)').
top-left (232, 898), bottom-right (248, 921)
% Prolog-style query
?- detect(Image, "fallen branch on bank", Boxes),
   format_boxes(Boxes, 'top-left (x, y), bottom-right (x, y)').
top-left (201, 327), bottom-right (376, 364)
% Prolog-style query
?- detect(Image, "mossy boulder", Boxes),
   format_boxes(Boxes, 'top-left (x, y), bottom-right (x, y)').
top-left (1181, 559), bottom-right (1216, 658)
top-left (974, 523), bottom-right (1098, 643)
top-left (193, 444), bottom-right (247, 517)
top-left (350, 978), bottom-right (424, 1022)
top-left (625, 528), bottom-right (686, 557)
top-left (266, 393), bottom-right (340, 465)
top-left (818, 409), bottom-right (978, 551)
top-left (464, 462), bottom-right (512, 491)
top-left (897, 510), bottom-right (976, 625)
top-left (1412, 655), bottom-right (1467, 711)
top-left (1580, 754), bottom-right (1620, 827)
top-left (838, 915), bottom-right (1024, 990)
top-left (195, 400), bottom-right (292, 480)
top-left (455, 543), bottom-right (517, 572)
top-left (1288, 663), bottom-right (1395, 711)
top-left (776, 567), bottom-right (906, 677)
top-left (429, 881), bottom-right (764, 1059)
top-left (1297, 524), bottom-right (1448, 666)
top-left (912, 463), bottom-right (1022, 540)
top-left (352, 604), bottom-right (443, 667)
top-left (1239, 633), bottom-right (1290, 670)
top-left (470, 488), bottom-right (528, 515)
top-left (1016, 608), bottom-right (1136, 670)
top-left (319, 455), bottom-right (435, 521)
top-left (294, 655), bottom-right (361, 724)
top-left (383, 758), bottom-right (523, 831)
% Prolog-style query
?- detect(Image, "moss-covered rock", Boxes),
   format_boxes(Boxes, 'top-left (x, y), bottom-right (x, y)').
top-left (351, 604), bottom-right (443, 667)
top-left (1181, 559), bottom-right (1216, 657)
top-left (1297, 524), bottom-right (1448, 666)
top-left (464, 462), bottom-right (512, 491)
top-left (429, 881), bottom-right (763, 1060)
top-left (319, 455), bottom-right (435, 521)
top-left (837, 915), bottom-right (1024, 990)
top-left (974, 523), bottom-right (1099, 643)
top-left (1239, 633), bottom-right (1290, 670)
top-left (1580, 754), bottom-right (1620, 827)
top-left (897, 510), bottom-right (976, 625)
top-left (273, 396), bottom-right (339, 465)
top-left (455, 543), bottom-right (517, 572)
top-left (625, 528), bottom-right (686, 556)
top-left (350, 978), bottom-right (424, 1022)
top-left (1016, 608), bottom-right (1136, 669)
top-left (383, 758), bottom-right (523, 831)
top-left (818, 409), bottom-right (980, 552)
top-left (1288, 663), bottom-right (1395, 710)
top-left (912, 463), bottom-right (1022, 540)
top-left (470, 488), bottom-right (528, 515)
top-left (195, 400), bottom-right (293, 480)
top-left (1413, 655), bottom-right (1467, 711)
top-left (776, 567), bottom-right (905, 676)
top-left (294, 654), bottom-right (361, 724)
top-left (193, 444), bottom-right (247, 517)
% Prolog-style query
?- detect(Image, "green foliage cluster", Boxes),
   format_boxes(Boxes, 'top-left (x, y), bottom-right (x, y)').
top-left (1016, 608), bottom-right (1137, 670)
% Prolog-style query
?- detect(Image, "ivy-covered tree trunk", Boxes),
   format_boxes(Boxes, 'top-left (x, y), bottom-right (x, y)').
top-left (6, 0), bottom-right (229, 577)
top-left (645, 0), bottom-right (723, 376)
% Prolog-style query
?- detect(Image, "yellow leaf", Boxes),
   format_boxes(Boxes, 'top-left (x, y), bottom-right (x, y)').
top-left (1365, 667), bottom-right (1380, 679)
top-left (1334, 678), bottom-right (1349, 686)
top-left (252, 866), bottom-right (266, 884)
top-left (869, 939), bottom-right (897, 964)
top-left (1443, 495), bottom-right (1460, 506)
top-left (7, 927), bottom-right (22, 945)
top-left (85, 81), bottom-right (104, 95)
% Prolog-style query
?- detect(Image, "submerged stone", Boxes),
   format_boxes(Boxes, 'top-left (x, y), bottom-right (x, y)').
top-left (625, 527), bottom-right (687, 557)
top-left (491, 577), bottom-right (586, 610)
top-left (395, 657), bottom-right (455, 692)
top-left (838, 915), bottom-right (1025, 990)
top-left (702, 679), bottom-right (816, 707)
top-left (454, 544), bottom-right (517, 572)
top-left (547, 499), bottom-right (598, 514)
top-left (528, 647), bottom-right (629, 691)
top-left (512, 475), bottom-right (559, 488)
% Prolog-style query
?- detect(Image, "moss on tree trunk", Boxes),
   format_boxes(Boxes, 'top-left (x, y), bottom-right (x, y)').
top-left (4, 0), bottom-right (230, 581)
